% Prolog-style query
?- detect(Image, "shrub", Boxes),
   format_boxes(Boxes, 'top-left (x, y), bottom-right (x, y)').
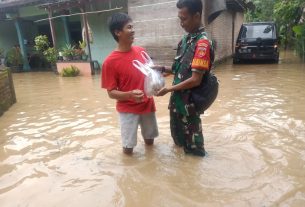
top-left (6, 46), bottom-right (23, 67)
top-left (0, 48), bottom-right (4, 58)
top-left (62, 44), bottom-right (75, 58)
top-left (293, 23), bottom-right (305, 60)
top-left (43, 47), bottom-right (58, 65)
top-left (34, 35), bottom-right (49, 53)
top-left (34, 35), bottom-right (58, 67)
top-left (61, 65), bottom-right (80, 77)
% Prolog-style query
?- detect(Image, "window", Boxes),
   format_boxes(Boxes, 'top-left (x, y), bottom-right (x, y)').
top-left (241, 24), bottom-right (274, 39)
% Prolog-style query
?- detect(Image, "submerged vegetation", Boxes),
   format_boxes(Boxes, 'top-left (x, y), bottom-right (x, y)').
top-left (61, 65), bottom-right (80, 77)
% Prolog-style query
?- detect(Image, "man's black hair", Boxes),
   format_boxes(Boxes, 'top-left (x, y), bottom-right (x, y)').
top-left (176, 0), bottom-right (203, 16)
top-left (107, 12), bottom-right (132, 42)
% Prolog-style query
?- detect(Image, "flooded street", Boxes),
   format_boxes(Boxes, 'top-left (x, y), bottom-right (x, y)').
top-left (1, 50), bottom-right (305, 207)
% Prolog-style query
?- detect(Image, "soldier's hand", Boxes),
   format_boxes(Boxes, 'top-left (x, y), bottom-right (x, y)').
top-left (156, 87), bottom-right (169, 96)
top-left (151, 65), bottom-right (165, 73)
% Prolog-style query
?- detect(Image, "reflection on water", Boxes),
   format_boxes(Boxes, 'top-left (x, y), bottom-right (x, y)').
top-left (1, 51), bottom-right (305, 206)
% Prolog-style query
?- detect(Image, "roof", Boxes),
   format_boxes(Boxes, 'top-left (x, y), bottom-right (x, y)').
top-left (0, 0), bottom-right (88, 11)
top-left (207, 0), bottom-right (248, 24)
top-left (0, 0), bottom-right (45, 9)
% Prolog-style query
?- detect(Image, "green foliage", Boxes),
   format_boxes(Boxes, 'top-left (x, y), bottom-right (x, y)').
top-left (62, 44), bottom-right (75, 57)
top-left (61, 65), bottom-right (80, 77)
top-left (274, 0), bottom-right (303, 25)
top-left (245, 0), bottom-right (275, 22)
top-left (79, 40), bottom-right (86, 50)
top-left (273, 0), bottom-right (304, 47)
top-left (293, 24), bottom-right (305, 37)
top-left (43, 47), bottom-right (58, 65)
top-left (246, 0), bottom-right (305, 55)
top-left (6, 46), bottom-right (23, 67)
top-left (34, 35), bottom-right (58, 66)
top-left (0, 48), bottom-right (4, 58)
top-left (77, 40), bottom-right (86, 58)
top-left (292, 23), bottom-right (305, 59)
top-left (34, 35), bottom-right (49, 52)
top-left (74, 48), bottom-right (84, 56)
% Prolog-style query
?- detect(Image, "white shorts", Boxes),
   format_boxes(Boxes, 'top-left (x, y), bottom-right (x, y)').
top-left (119, 112), bottom-right (159, 148)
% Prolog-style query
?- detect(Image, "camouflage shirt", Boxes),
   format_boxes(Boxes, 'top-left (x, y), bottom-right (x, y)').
top-left (169, 27), bottom-right (211, 116)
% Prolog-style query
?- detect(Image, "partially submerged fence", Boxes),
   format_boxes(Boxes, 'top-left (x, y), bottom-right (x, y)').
top-left (0, 67), bottom-right (16, 116)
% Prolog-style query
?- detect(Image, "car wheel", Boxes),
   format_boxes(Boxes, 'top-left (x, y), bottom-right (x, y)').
top-left (273, 56), bottom-right (279, 63)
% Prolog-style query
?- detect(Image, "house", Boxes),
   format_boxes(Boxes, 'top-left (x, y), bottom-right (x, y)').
top-left (0, 0), bottom-right (248, 72)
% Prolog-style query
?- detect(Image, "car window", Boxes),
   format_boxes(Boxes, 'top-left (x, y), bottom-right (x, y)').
top-left (241, 25), bottom-right (274, 39)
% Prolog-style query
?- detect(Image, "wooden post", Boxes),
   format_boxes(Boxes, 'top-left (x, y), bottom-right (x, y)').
top-left (81, 6), bottom-right (92, 62)
top-left (48, 8), bottom-right (57, 48)
top-left (232, 12), bottom-right (236, 54)
top-left (7, 68), bottom-right (17, 104)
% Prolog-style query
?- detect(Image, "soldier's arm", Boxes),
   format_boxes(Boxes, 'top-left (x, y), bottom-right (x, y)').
top-left (156, 71), bottom-right (204, 96)
top-left (151, 65), bottom-right (173, 74)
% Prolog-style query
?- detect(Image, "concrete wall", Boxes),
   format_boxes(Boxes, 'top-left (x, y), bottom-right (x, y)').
top-left (87, 12), bottom-right (120, 64)
top-left (129, 0), bottom-right (185, 66)
top-left (205, 11), bottom-right (231, 60)
top-left (234, 12), bottom-right (244, 47)
top-left (128, 0), bottom-right (245, 65)
top-left (206, 10), bottom-right (244, 62)
top-left (0, 67), bottom-right (16, 117)
top-left (205, 10), bottom-right (244, 61)
top-left (81, 0), bottom-right (128, 64)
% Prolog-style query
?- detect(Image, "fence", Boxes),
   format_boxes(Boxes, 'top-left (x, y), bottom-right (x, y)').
top-left (0, 67), bottom-right (16, 116)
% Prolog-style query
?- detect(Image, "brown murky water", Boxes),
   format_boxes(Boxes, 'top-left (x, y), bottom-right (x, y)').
top-left (1, 51), bottom-right (305, 207)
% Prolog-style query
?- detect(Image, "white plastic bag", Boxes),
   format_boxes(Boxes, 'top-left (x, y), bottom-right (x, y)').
top-left (132, 51), bottom-right (165, 97)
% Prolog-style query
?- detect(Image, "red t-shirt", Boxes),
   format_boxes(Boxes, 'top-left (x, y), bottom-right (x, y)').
top-left (101, 46), bottom-right (156, 114)
top-left (191, 39), bottom-right (211, 71)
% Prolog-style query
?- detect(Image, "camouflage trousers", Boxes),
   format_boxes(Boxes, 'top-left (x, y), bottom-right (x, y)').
top-left (170, 110), bottom-right (204, 149)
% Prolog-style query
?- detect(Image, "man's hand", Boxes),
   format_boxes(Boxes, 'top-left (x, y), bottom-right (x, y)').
top-left (130, 89), bottom-right (144, 103)
top-left (107, 89), bottom-right (144, 102)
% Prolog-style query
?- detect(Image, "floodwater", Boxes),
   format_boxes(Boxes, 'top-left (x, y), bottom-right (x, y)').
top-left (0, 51), bottom-right (305, 207)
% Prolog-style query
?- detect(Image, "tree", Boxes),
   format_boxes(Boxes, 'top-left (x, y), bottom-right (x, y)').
top-left (293, 23), bottom-right (305, 60)
top-left (274, 0), bottom-right (304, 49)
top-left (245, 0), bottom-right (305, 56)
top-left (245, 0), bottom-right (276, 22)
top-left (34, 35), bottom-right (58, 69)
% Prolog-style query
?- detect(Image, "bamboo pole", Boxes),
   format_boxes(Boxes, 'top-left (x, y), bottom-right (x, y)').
top-left (48, 8), bottom-right (57, 49)
top-left (81, 6), bottom-right (92, 62)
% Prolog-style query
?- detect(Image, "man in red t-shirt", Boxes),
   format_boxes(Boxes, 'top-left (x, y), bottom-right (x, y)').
top-left (101, 13), bottom-right (158, 154)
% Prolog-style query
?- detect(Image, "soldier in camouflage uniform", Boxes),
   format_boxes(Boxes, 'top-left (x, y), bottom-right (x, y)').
top-left (155, 0), bottom-right (213, 157)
